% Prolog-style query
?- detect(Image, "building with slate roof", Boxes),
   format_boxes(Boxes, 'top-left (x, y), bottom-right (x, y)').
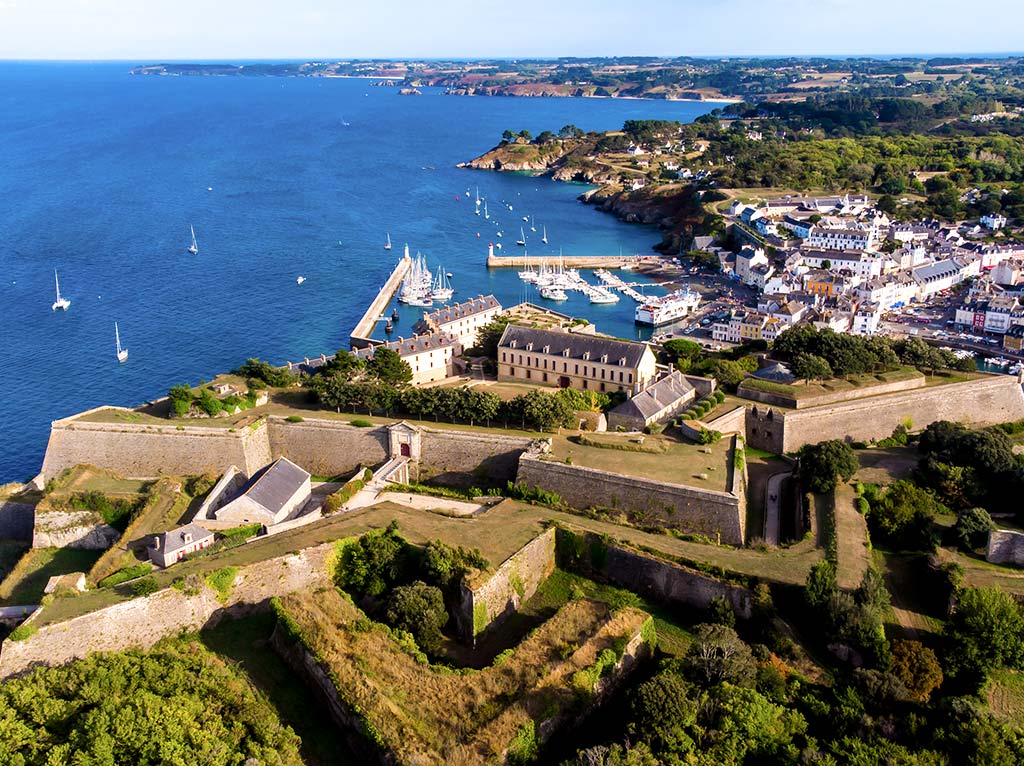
top-left (214, 456), bottom-right (311, 527)
top-left (497, 325), bottom-right (657, 394)
top-left (149, 523), bottom-right (215, 568)
top-left (354, 331), bottom-right (461, 384)
top-left (606, 370), bottom-right (698, 431)
top-left (413, 294), bottom-right (502, 348)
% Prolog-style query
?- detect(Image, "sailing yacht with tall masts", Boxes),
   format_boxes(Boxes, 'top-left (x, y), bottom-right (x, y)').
top-left (430, 266), bottom-right (454, 302)
top-left (384, 232), bottom-right (392, 251)
top-left (115, 322), bottom-right (128, 363)
top-left (51, 270), bottom-right (70, 311)
top-left (541, 225), bottom-right (548, 244)
top-left (188, 225), bottom-right (199, 255)
top-left (516, 227), bottom-right (526, 246)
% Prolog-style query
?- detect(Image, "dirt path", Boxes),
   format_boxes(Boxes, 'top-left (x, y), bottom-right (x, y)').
top-left (833, 484), bottom-right (870, 590)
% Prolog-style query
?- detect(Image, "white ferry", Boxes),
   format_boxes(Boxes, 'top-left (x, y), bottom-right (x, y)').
top-left (635, 288), bottom-right (700, 326)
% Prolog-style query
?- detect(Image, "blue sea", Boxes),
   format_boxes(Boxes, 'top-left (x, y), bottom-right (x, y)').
top-left (0, 63), bottom-right (718, 482)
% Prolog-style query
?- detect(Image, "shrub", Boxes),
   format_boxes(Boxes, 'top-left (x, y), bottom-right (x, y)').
top-left (9, 624), bottom-right (37, 641)
top-left (350, 418), bottom-right (374, 427)
top-left (205, 567), bottom-right (238, 603)
top-left (98, 563), bottom-right (152, 589)
top-left (131, 577), bottom-right (159, 597)
top-left (698, 427), bottom-right (722, 445)
top-left (713, 389), bottom-right (726, 404)
top-left (284, 415), bottom-right (304, 423)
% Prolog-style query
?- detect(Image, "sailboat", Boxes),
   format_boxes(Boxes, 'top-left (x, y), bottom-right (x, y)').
top-left (430, 266), bottom-right (454, 301)
top-left (541, 225), bottom-right (548, 244)
top-left (516, 227), bottom-right (526, 246)
top-left (384, 232), bottom-right (392, 251)
top-left (530, 216), bottom-right (536, 233)
top-left (484, 202), bottom-right (489, 220)
top-left (51, 270), bottom-right (71, 311)
top-left (115, 322), bottom-right (128, 363)
top-left (188, 225), bottom-right (199, 255)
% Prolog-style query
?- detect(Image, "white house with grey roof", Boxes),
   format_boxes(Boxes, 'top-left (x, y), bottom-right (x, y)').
top-left (497, 325), bottom-right (656, 394)
top-left (354, 331), bottom-right (461, 385)
top-left (149, 524), bottom-right (214, 568)
top-left (413, 294), bottom-right (502, 349)
top-left (606, 370), bottom-right (699, 432)
top-left (214, 456), bottom-right (312, 527)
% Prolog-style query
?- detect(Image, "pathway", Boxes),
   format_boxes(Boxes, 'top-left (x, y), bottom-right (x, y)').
top-left (834, 484), bottom-right (870, 590)
top-left (763, 471), bottom-right (790, 546)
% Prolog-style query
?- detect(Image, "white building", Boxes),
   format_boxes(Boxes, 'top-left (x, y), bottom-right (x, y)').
top-left (734, 246), bottom-right (769, 285)
top-left (414, 295), bottom-right (502, 349)
top-left (799, 249), bottom-right (883, 280)
top-left (356, 332), bottom-right (461, 385)
top-left (806, 225), bottom-right (877, 252)
top-left (214, 457), bottom-right (312, 527)
top-left (852, 302), bottom-right (883, 335)
top-left (981, 213), bottom-right (1008, 230)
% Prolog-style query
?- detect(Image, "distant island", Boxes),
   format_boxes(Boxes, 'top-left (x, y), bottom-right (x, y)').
top-left (130, 55), bottom-right (1024, 103)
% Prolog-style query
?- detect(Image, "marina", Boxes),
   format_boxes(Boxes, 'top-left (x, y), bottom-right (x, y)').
top-left (349, 252), bottom-right (412, 348)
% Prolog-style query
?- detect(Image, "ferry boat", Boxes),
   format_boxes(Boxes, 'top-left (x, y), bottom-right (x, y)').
top-left (51, 269), bottom-right (71, 311)
top-left (635, 288), bottom-right (701, 327)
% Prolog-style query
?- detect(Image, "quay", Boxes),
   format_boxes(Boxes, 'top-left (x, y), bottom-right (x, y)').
top-left (349, 253), bottom-right (412, 349)
top-left (486, 251), bottom-right (660, 269)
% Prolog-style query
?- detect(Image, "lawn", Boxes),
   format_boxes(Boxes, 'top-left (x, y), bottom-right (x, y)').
top-left (200, 613), bottom-right (358, 766)
top-left (547, 432), bottom-right (733, 491)
top-left (0, 547), bottom-right (104, 606)
top-left (0, 540), bottom-right (29, 584)
top-left (875, 550), bottom-right (946, 640)
top-left (833, 484), bottom-right (870, 590)
top-left (854, 447), bottom-right (919, 485)
top-left (738, 367), bottom-right (924, 404)
top-left (988, 669), bottom-right (1024, 728)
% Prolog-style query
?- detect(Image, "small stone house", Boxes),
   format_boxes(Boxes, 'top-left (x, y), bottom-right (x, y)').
top-left (214, 456), bottom-right (311, 527)
top-left (606, 370), bottom-right (698, 432)
top-left (149, 524), bottom-right (214, 568)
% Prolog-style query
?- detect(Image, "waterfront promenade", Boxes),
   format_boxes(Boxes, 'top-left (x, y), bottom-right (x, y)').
top-left (349, 254), bottom-right (412, 348)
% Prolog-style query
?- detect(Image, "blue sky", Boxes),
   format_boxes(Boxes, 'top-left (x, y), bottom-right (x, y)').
top-left (0, 0), bottom-right (1021, 60)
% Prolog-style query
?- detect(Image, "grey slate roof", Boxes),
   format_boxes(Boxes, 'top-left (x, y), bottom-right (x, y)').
top-left (243, 457), bottom-right (310, 515)
top-left (498, 325), bottom-right (649, 368)
top-left (423, 295), bottom-right (500, 327)
top-left (354, 331), bottom-right (459, 360)
top-left (154, 523), bottom-right (213, 555)
top-left (754, 362), bottom-right (795, 383)
top-left (611, 371), bottom-right (694, 421)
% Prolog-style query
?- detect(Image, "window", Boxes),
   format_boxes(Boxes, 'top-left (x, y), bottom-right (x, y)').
top-left (501, 352), bottom-right (506, 362)
top-left (619, 371), bottom-right (624, 382)
top-left (543, 373), bottom-right (548, 382)
top-left (600, 383), bottom-right (606, 392)
top-left (628, 373), bottom-right (633, 383)
top-left (526, 370), bottom-right (531, 379)
top-left (583, 380), bottom-right (588, 389)
top-left (575, 364), bottom-right (579, 374)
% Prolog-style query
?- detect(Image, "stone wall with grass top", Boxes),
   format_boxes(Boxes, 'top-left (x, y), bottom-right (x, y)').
top-left (516, 452), bottom-right (745, 545)
top-left (0, 543), bottom-right (334, 678)
top-left (418, 428), bottom-right (535, 488)
top-left (265, 417), bottom-right (390, 478)
top-left (455, 527), bottom-right (556, 642)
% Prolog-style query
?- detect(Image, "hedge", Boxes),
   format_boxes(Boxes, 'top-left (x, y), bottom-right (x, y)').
top-left (98, 563), bottom-right (152, 589)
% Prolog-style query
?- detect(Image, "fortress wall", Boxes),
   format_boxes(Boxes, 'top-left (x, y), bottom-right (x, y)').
top-left (0, 543), bottom-right (334, 678)
top-left (516, 455), bottom-right (744, 545)
top-left (455, 527), bottom-right (556, 641)
top-left (0, 503), bottom-right (35, 541)
top-left (779, 375), bottom-right (1024, 453)
top-left (986, 529), bottom-right (1024, 565)
top-left (738, 375), bottom-right (925, 409)
top-left (704, 405), bottom-right (747, 435)
top-left (39, 419), bottom-right (271, 481)
top-left (418, 429), bottom-right (534, 488)
top-left (556, 528), bottom-right (753, 618)
top-left (265, 418), bottom-right (389, 477)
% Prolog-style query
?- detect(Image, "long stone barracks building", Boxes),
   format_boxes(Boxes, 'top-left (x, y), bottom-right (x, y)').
top-left (355, 331), bottom-right (461, 385)
top-left (497, 325), bottom-right (657, 394)
top-left (414, 294), bottom-right (502, 349)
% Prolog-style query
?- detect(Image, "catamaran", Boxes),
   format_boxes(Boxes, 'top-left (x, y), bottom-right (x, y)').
top-left (115, 322), bottom-right (128, 363)
top-left (384, 233), bottom-right (392, 251)
top-left (541, 225), bottom-right (548, 244)
top-left (516, 227), bottom-right (526, 246)
top-left (188, 225), bottom-right (199, 255)
top-left (51, 270), bottom-right (71, 311)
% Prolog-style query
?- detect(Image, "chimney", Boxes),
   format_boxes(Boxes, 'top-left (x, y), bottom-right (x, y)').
top-left (152, 535), bottom-right (161, 550)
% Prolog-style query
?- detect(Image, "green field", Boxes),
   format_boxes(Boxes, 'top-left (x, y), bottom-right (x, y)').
top-left (0, 547), bottom-right (104, 606)
top-left (739, 367), bottom-right (924, 403)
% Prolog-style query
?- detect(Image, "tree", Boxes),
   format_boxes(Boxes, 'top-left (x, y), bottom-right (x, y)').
top-left (335, 523), bottom-right (410, 597)
top-left (385, 581), bottom-right (448, 654)
top-left (952, 507), bottom-right (996, 551)
top-left (791, 352), bottom-right (833, 383)
top-left (322, 350), bottom-right (364, 380)
top-left (559, 124), bottom-right (585, 139)
top-left (168, 384), bottom-right (194, 416)
top-left (891, 639), bottom-right (943, 701)
top-left (945, 586), bottom-right (1024, 685)
top-left (628, 673), bottom-right (697, 755)
top-left (684, 623), bottom-right (756, 687)
top-left (366, 347), bottom-right (412, 386)
top-left (518, 129), bottom-right (533, 141)
top-left (866, 480), bottom-right (941, 550)
top-left (797, 440), bottom-right (859, 494)
top-left (502, 129), bottom-right (515, 142)
top-left (806, 560), bottom-right (838, 610)
top-left (470, 315), bottom-right (511, 359)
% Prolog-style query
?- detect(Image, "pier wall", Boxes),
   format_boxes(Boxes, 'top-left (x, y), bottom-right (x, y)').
top-left (349, 254), bottom-right (411, 349)
top-left (486, 254), bottom-right (650, 269)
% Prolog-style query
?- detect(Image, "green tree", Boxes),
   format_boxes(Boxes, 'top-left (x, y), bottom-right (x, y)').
top-left (952, 507), bottom-right (996, 551)
top-left (385, 580), bottom-right (449, 654)
top-left (890, 638), bottom-right (944, 701)
top-left (470, 315), bottom-right (511, 358)
top-left (791, 352), bottom-right (833, 382)
top-left (168, 384), bottom-right (194, 417)
top-left (867, 480), bottom-right (941, 550)
top-left (797, 440), bottom-right (859, 494)
top-left (684, 623), bottom-right (756, 687)
top-left (335, 523), bottom-right (410, 597)
top-left (367, 347), bottom-right (412, 386)
top-left (945, 586), bottom-right (1024, 685)
top-left (559, 124), bottom-right (585, 139)
top-left (628, 673), bottom-right (697, 755)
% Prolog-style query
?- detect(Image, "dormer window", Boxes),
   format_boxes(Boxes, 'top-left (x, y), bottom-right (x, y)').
top-left (526, 342), bottom-right (534, 351)
top-left (600, 354), bottom-right (608, 364)
top-left (619, 357), bottom-right (627, 366)
top-left (543, 345), bottom-right (550, 354)
top-left (183, 533), bottom-right (192, 544)
top-left (510, 340), bottom-right (517, 349)
top-left (583, 351), bottom-right (591, 361)
top-left (562, 349), bottom-right (570, 357)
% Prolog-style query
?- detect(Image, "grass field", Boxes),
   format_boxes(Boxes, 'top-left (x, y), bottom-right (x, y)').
top-left (0, 540), bottom-right (29, 584)
top-left (0, 547), bottom-right (104, 606)
top-left (200, 613), bottom-right (358, 766)
top-left (833, 484), bottom-right (870, 590)
top-left (854, 447), bottom-right (919, 485)
top-left (548, 432), bottom-right (732, 490)
top-left (875, 550), bottom-right (945, 640)
top-left (988, 669), bottom-right (1024, 727)
top-left (739, 367), bottom-right (924, 403)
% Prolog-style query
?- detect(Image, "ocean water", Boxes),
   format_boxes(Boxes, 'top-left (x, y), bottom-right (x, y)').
top-left (0, 63), bottom-right (718, 482)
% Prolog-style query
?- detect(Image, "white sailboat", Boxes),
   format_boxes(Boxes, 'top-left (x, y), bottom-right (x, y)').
top-left (51, 270), bottom-right (70, 311)
top-left (541, 225), bottom-right (548, 244)
top-left (188, 225), bottom-right (199, 255)
top-left (484, 202), bottom-right (489, 220)
top-left (516, 227), bottom-right (526, 246)
top-left (430, 266), bottom-right (454, 301)
top-left (384, 232), bottom-right (392, 251)
top-left (115, 322), bottom-right (128, 363)
top-left (530, 216), bottom-right (536, 233)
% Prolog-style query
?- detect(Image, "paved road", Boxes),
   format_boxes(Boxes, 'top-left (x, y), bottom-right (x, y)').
top-left (763, 471), bottom-right (790, 546)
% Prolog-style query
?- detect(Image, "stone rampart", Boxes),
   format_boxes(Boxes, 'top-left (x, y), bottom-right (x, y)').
top-left (738, 374), bottom-right (925, 410)
top-left (556, 528), bottom-right (753, 618)
top-left (40, 416), bottom-right (272, 481)
top-left (745, 375), bottom-right (1024, 454)
top-left (704, 405), bottom-right (747, 436)
top-left (986, 529), bottom-right (1024, 566)
top-left (516, 455), bottom-right (745, 545)
top-left (32, 511), bottom-right (120, 550)
top-left (0, 543), bottom-right (334, 678)
top-left (265, 418), bottom-right (389, 477)
top-left (418, 429), bottom-right (534, 488)
top-left (455, 527), bottom-right (556, 641)
top-left (0, 503), bottom-right (35, 541)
